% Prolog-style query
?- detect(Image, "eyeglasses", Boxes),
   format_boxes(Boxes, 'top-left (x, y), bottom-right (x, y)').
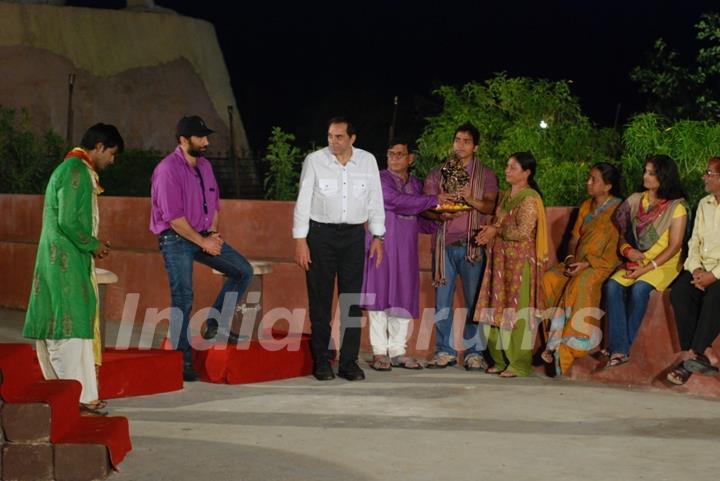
top-left (387, 151), bottom-right (408, 159)
top-left (704, 170), bottom-right (720, 176)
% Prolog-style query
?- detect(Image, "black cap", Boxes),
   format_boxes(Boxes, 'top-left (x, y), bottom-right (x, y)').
top-left (176, 115), bottom-right (214, 137)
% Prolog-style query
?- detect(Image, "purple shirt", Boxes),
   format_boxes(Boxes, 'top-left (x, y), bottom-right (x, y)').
top-left (149, 146), bottom-right (220, 234)
top-left (423, 158), bottom-right (498, 245)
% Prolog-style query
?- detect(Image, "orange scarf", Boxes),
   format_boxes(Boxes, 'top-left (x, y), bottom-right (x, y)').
top-left (64, 147), bottom-right (104, 194)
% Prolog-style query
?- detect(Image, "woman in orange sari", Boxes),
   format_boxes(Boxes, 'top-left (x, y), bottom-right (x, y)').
top-left (473, 152), bottom-right (549, 377)
top-left (540, 163), bottom-right (622, 374)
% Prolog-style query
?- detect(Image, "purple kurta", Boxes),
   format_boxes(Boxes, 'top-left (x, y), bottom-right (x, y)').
top-left (361, 170), bottom-right (438, 318)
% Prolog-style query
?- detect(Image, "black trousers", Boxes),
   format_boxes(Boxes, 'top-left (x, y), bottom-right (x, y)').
top-left (669, 270), bottom-right (720, 354)
top-left (306, 220), bottom-right (365, 368)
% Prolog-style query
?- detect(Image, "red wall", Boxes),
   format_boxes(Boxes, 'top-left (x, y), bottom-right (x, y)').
top-left (3, 194), bottom-right (718, 396)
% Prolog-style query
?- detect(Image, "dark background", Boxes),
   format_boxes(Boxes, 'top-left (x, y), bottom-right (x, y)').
top-left (69, 0), bottom-right (718, 158)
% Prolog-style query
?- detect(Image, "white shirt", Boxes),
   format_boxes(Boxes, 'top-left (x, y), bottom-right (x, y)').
top-left (685, 194), bottom-right (720, 278)
top-left (293, 146), bottom-right (385, 238)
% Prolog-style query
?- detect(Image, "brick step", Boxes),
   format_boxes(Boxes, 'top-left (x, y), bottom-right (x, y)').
top-left (56, 416), bottom-right (131, 468)
top-left (5, 380), bottom-right (81, 442)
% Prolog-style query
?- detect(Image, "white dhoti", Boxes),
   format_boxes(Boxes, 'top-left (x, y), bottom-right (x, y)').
top-left (36, 339), bottom-right (98, 404)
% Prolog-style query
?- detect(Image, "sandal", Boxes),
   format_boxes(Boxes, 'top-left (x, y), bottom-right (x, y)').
top-left (540, 350), bottom-right (554, 364)
top-left (683, 355), bottom-right (719, 375)
top-left (485, 366), bottom-right (503, 374)
top-left (604, 354), bottom-right (629, 369)
top-left (463, 354), bottom-right (488, 371)
top-left (80, 403), bottom-right (108, 417)
top-left (666, 363), bottom-right (693, 385)
top-left (499, 370), bottom-right (517, 378)
top-left (425, 353), bottom-right (457, 369)
top-left (390, 356), bottom-right (423, 370)
top-left (369, 355), bottom-right (392, 371)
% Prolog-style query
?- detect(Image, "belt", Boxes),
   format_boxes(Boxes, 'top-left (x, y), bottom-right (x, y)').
top-left (448, 239), bottom-right (468, 247)
top-left (310, 220), bottom-right (364, 230)
top-left (158, 229), bottom-right (212, 237)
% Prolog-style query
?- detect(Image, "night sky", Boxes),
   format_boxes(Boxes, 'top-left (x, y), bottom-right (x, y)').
top-left (69, 0), bottom-right (718, 158)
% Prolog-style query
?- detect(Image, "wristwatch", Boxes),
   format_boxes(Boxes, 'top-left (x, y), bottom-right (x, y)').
top-left (373, 235), bottom-right (385, 242)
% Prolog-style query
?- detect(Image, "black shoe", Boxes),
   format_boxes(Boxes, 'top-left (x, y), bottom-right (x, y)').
top-left (183, 364), bottom-right (199, 382)
top-left (313, 363), bottom-right (335, 381)
top-left (338, 361), bottom-right (365, 381)
top-left (201, 321), bottom-right (218, 340)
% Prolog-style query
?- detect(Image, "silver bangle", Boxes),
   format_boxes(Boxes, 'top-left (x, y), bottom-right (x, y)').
top-left (650, 259), bottom-right (658, 269)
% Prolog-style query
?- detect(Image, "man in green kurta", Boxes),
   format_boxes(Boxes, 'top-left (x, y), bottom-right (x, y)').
top-left (23, 123), bottom-right (123, 416)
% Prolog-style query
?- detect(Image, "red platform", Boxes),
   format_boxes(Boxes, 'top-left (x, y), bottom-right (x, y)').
top-left (99, 348), bottom-right (183, 399)
top-left (162, 331), bottom-right (313, 384)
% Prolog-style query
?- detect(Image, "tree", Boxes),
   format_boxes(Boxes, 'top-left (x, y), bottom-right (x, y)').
top-left (415, 74), bottom-right (619, 206)
top-left (263, 127), bottom-right (302, 200)
top-left (631, 12), bottom-right (720, 122)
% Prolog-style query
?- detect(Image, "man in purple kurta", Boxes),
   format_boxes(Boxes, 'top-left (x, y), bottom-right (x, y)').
top-left (361, 140), bottom-right (451, 370)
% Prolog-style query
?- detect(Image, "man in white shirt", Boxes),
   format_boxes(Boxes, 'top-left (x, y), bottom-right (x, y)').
top-left (668, 156), bottom-right (720, 385)
top-left (293, 118), bottom-right (385, 381)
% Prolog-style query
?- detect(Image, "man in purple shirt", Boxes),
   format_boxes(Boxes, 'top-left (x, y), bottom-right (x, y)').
top-left (150, 115), bottom-right (253, 382)
top-left (423, 123), bottom-right (498, 370)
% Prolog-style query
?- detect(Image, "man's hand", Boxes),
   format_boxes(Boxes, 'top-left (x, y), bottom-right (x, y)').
top-left (369, 238), bottom-right (384, 267)
top-left (691, 269), bottom-right (717, 291)
top-left (436, 192), bottom-right (454, 205)
top-left (210, 232), bottom-right (224, 247)
top-left (458, 185), bottom-right (472, 203)
top-left (200, 236), bottom-right (222, 256)
top-left (93, 240), bottom-right (111, 259)
top-left (295, 238), bottom-right (312, 271)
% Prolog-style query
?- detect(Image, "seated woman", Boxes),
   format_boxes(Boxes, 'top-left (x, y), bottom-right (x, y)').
top-left (541, 163), bottom-right (622, 374)
top-left (605, 155), bottom-right (688, 368)
top-left (473, 152), bottom-right (548, 378)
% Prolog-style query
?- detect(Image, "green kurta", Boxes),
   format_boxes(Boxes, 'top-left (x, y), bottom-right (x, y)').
top-left (23, 156), bottom-right (101, 340)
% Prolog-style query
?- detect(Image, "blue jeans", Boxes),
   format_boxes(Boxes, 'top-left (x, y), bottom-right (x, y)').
top-left (159, 231), bottom-right (253, 366)
top-left (605, 279), bottom-right (655, 356)
top-left (432, 244), bottom-right (486, 357)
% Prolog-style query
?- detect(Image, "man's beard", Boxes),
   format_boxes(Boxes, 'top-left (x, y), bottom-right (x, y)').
top-left (188, 148), bottom-right (204, 157)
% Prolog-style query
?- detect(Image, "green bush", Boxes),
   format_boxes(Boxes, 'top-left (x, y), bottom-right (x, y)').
top-left (622, 112), bottom-right (720, 206)
top-left (0, 107), bottom-right (68, 194)
top-left (415, 75), bottom-right (620, 206)
top-left (99, 149), bottom-right (161, 197)
top-left (263, 127), bottom-right (302, 200)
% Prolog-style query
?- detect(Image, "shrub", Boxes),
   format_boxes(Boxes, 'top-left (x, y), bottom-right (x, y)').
top-left (622, 112), bottom-right (720, 206)
top-left (0, 107), bottom-right (67, 194)
top-left (415, 75), bottom-right (620, 206)
top-left (263, 127), bottom-right (302, 200)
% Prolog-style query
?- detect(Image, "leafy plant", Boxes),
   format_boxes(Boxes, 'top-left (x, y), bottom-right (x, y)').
top-left (99, 149), bottom-right (161, 197)
top-left (622, 112), bottom-right (720, 206)
top-left (263, 127), bottom-right (302, 200)
top-left (415, 75), bottom-right (620, 206)
top-left (631, 12), bottom-right (720, 121)
top-left (0, 107), bottom-right (68, 194)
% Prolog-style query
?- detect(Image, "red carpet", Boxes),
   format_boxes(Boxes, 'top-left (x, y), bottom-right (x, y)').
top-left (0, 343), bottom-right (132, 468)
top-left (99, 348), bottom-right (183, 399)
top-left (162, 331), bottom-right (313, 384)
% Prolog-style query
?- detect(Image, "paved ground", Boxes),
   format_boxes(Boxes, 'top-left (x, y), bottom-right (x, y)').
top-left (3, 309), bottom-right (719, 480)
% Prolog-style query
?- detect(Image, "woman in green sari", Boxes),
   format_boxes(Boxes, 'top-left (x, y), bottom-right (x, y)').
top-left (473, 152), bottom-right (549, 377)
